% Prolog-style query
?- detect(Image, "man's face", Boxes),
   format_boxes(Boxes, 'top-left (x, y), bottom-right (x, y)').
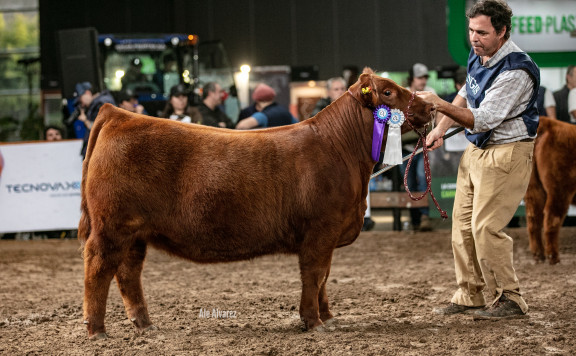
top-left (45, 128), bottom-right (62, 141)
top-left (411, 76), bottom-right (429, 91)
top-left (468, 15), bottom-right (506, 59)
top-left (210, 84), bottom-right (223, 105)
top-left (79, 90), bottom-right (93, 108)
top-left (120, 99), bottom-right (135, 112)
top-left (328, 81), bottom-right (346, 101)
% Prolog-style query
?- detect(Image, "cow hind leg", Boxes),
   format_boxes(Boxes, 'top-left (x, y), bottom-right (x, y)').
top-left (543, 195), bottom-right (570, 265)
top-left (298, 248), bottom-right (334, 331)
top-left (83, 235), bottom-right (126, 339)
top-left (114, 239), bottom-right (155, 334)
top-left (525, 182), bottom-right (546, 263)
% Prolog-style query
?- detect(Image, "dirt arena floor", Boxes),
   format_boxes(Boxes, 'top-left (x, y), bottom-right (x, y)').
top-left (1, 216), bottom-right (576, 355)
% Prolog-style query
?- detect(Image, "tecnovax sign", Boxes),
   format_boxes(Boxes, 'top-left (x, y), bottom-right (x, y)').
top-left (447, 0), bottom-right (576, 67)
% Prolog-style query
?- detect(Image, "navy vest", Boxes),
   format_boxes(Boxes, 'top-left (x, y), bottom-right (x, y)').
top-left (465, 49), bottom-right (540, 148)
top-left (262, 103), bottom-right (293, 127)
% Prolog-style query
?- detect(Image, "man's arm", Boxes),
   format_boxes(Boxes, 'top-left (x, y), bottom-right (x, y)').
top-left (417, 92), bottom-right (470, 150)
top-left (236, 112), bottom-right (268, 130)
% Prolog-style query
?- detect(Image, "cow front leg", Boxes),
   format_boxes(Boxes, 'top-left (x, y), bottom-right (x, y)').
top-left (298, 249), bottom-right (333, 331)
top-left (318, 263), bottom-right (334, 323)
top-left (83, 237), bottom-right (123, 339)
top-left (115, 240), bottom-right (155, 334)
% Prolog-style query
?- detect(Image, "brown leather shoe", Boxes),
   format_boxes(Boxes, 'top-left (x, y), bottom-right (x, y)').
top-left (433, 303), bottom-right (483, 315)
top-left (472, 295), bottom-right (527, 320)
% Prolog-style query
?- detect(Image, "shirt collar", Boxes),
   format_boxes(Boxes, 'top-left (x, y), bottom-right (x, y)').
top-left (483, 40), bottom-right (521, 68)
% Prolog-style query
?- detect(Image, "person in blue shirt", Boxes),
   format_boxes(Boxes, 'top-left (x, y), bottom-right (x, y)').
top-left (236, 83), bottom-right (298, 129)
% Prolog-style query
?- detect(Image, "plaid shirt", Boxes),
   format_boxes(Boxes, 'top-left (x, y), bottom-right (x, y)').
top-left (458, 40), bottom-right (536, 144)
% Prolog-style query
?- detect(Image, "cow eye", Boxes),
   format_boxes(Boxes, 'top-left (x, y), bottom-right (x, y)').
top-left (384, 90), bottom-right (392, 96)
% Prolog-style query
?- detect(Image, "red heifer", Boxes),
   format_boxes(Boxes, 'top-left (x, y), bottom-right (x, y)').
top-left (525, 116), bottom-right (576, 265)
top-left (79, 69), bottom-right (436, 339)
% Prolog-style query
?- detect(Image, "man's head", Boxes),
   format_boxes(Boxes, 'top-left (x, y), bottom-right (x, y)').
top-left (565, 65), bottom-right (576, 89)
top-left (454, 66), bottom-right (467, 91)
top-left (45, 126), bottom-right (63, 141)
top-left (326, 77), bottom-right (347, 102)
top-left (202, 82), bottom-right (224, 109)
top-left (74, 82), bottom-right (94, 108)
top-left (118, 91), bottom-right (139, 113)
top-left (467, 0), bottom-right (512, 58)
top-left (251, 83), bottom-right (276, 104)
top-left (169, 84), bottom-right (190, 111)
top-left (408, 63), bottom-right (430, 91)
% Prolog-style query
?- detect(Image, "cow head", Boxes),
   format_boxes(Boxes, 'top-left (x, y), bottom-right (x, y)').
top-left (349, 67), bottom-right (435, 130)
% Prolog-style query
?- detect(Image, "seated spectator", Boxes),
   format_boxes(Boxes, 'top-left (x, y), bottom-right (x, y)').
top-left (197, 82), bottom-right (235, 128)
top-left (310, 77), bottom-right (347, 117)
top-left (45, 126), bottom-right (64, 141)
top-left (236, 83), bottom-right (298, 129)
top-left (117, 91), bottom-right (147, 115)
top-left (160, 84), bottom-right (202, 124)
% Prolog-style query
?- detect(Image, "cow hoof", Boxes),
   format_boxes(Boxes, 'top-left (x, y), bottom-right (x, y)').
top-left (138, 325), bottom-right (158, 335)
top-left (89, 332), bottom-right (108, 340)
top-left (322, 317), bottom-right (337, 326)
top-left (312, 324), bottom-right (326, 332)
top-left (549, 257), bottom-right (560, 265)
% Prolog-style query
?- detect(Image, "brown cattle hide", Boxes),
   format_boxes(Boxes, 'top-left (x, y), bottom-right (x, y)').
top-left (79, 69), bottom-right (436, 339)
top-left (525, 116), bottom-right (576, 264)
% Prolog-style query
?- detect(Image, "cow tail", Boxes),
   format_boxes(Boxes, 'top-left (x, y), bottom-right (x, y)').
top-left (78, 104), bottom-right (112, 247)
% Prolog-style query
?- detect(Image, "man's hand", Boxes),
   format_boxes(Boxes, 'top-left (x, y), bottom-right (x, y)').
top-left (425, 127), bottom-right (445, 151)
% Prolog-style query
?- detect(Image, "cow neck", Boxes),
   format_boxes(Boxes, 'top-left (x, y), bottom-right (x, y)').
top-left (315, 93), bottom-right (373, 165)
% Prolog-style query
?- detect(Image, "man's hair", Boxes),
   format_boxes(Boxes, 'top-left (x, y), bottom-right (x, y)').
top-left (467, 0), bottom-right (513, 40)
top-left (202, 82), bottom-right (218, 100)
top-left (44, 125), bottom-right (64, 138)
top-left (326, 77), bottom-right (346, 90)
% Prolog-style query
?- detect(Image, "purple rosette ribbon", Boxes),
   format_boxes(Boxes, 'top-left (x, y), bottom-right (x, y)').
top-left (371, 105), bottom-right (391, 161)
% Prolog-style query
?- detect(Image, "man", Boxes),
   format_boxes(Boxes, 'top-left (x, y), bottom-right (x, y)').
top-left (236, 83), bottom-right (297, 129)
top-left (74, 82), bottom-right (116, 157)
top-left (418, 0), bottom-right (539, 320)
top-left (44, 126), bottom-right (63, 141)
top-left (197, 82), bottom-right (234, 128)
top-left (117, 91), bottom-right (146, 115)
top-left (402, 63), bottom-right (436, 232)
top-left (309, 77), bottom-right (347, 117)
top-left (553, 65), bottom-right (576, 123)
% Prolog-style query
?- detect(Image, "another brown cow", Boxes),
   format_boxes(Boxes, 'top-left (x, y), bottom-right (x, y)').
top-left (525, 116), bottom-right (576, 265)
top-left (79, 69), bottom-right (436, 339)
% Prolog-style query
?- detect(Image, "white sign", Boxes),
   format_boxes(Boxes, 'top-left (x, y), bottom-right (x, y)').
top-left (509, 0), bottom-right (576, 52)
top-left (0, 140), bottom-right (83, 233)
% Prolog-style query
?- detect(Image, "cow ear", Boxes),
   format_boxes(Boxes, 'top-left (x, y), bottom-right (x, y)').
top-left (353, 73), bottom-right (376, 107)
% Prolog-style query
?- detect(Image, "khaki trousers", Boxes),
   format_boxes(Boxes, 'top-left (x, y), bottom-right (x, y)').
top-left (450, 141), bottom-right (534, 313)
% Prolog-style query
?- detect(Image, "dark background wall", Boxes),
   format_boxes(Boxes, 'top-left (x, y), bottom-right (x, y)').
top-left (40, 0), bottom-right (457, 90)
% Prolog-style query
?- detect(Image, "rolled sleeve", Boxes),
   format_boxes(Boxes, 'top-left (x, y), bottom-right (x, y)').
top-left (252, 112), bottom-right (269, 127)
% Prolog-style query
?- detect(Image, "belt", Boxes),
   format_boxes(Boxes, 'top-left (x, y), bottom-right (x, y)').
top-left (519, 138), bottom-right (534, 142)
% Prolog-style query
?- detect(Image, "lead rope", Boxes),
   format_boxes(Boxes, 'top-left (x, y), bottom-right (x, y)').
top-left (403, 94), bottom-right (448, 219)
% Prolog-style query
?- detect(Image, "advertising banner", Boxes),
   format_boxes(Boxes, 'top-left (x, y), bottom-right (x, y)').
top-left (0, 140), bottom-right (83, 233)
top-left (509, 0), bottom-right (576, 53)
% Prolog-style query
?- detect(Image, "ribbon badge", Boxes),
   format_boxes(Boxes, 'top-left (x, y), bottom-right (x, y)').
top-left (371, 105), bottom-right (390, 161)
top-left (361, 87), bottom-right (372, 95)
top-left (382, 109), bottom-right (405, 165)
